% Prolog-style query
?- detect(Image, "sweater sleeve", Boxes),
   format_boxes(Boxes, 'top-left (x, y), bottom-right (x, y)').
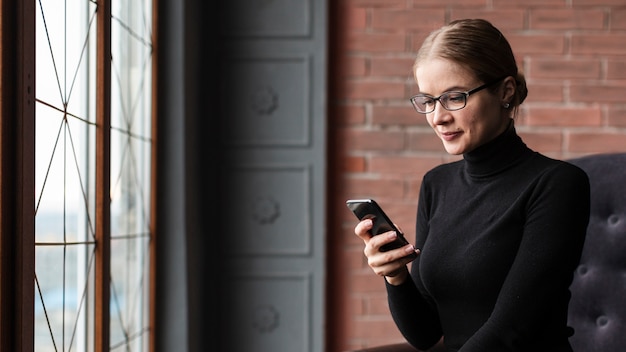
top-left (386, 179), bottom-right (443, 350)
top-left (386, 278), bottom-right (443, 350)
top-left (459, 163), bottom-right (590, 351)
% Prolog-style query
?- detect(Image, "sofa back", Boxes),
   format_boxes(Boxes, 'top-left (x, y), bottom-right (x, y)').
top-left (567, 153), bottom-right (626, 351)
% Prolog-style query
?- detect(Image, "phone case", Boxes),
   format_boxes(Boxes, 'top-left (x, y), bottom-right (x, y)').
top-left (346, 199), bottom-right (417, 259)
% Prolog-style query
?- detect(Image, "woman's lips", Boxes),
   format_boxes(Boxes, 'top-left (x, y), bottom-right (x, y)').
top-left (440, 131), bottom-right (462, 141)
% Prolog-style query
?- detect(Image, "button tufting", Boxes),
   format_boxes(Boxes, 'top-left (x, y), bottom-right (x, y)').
top-left (607, 214), bottom-right (621, 226)
top-left (596, 315), bottom-right (609, 327)
top-left (565, 153), bottom-right (626, 351)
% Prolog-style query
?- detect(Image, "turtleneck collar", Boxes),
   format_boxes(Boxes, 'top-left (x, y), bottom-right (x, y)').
top-left (462, 120), bottom-right (533, 178)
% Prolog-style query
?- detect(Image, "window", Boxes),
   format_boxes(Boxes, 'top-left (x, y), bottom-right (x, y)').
top-left (0, 1), bottom-right (155, 350)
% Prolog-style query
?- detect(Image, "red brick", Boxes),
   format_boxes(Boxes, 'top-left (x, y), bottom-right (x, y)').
top-left (570, 83), bottom-right (626, 103)
top-left (371, 9), bottom-right (445, 30)
top-left (343, 178), bottom-right (405, 199)
top-left (370, 57), bottom-right (415, 77)
top-left (407, 131), bottom-right (445, 152)
top-left (526, 106), bottom-right (602, 127)
top-left (370, 155), bottom-right (444, 176)
top-left (518, 131), bottom-right (563, 152)
top-left (406, 178), bottom-right (424, 200)
top-left (335, 105), bottom-right (366, 125)
top-left (349, 0), bottom-right (407, 8)
top-left (340, 55), bottom-right (367, 77)
top-left (344, 246), bottom-right (368, 270)
top-left (346, 5), bottom-right (367, 30)
top-left (350, 271), bottom-right (388, 293)
top-left (347, 32), bottom-right (406, 52)
top-left (342, 80), bottom-right (406, 100)
top-left (529, 58), bottom-right (601, 80)
top-left (606, 59), bottom-right (626, 80)
top-left (349, 318), bottom-right (404, 340)
top-left (610, 8), bottom-right (626, 30)
top-left (568, 132), bottom-right (626, 153)
top-left (571, 34), bottom-right (626, 55)
top-left (343, 129), bottom-right (406, 151)
top-left (608, 106), bottom-right (626, 127)
top-left (364, 294), bottom-right (392, 315)
top-left (410, 31), bottom-right (435, 52)
top-left (573, 0), bottom-right (626, 5)
top-left (514, 108), bottom-right (529, 126)
top-left (343, 156), bottom-right (367, 173)
top-left (409, 0), bottom-right (486, 5)
top-left (337, 127), bottom-right (352, 150)
top-left (508, 34), bottom-right (565, 55)
top-left (494, 0), bottom-right (567, 6)
top-left (348, 295), bottom-right (365, 317)
top-left (344, 315), bottom-right (365, 343)
top-left (450, 10), bottom-right (526, 30)
top-left (526, 84), bottom-right (564, 104)
top-left (529, 9), bottom-right (605, 30)
top-left (372, 105), bottom-right (428, 126)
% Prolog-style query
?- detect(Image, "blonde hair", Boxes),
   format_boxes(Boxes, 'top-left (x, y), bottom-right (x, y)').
top-left (414, 19), bottom-right (528, 110)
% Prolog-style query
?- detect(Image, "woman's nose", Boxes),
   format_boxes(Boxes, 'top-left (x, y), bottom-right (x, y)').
top-left (431, 102), bottom-right (452, 125)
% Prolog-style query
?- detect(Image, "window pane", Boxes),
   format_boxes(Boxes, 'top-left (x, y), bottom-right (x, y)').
top-left (35, 0), bottom-right (153, 349)
top-left (35, 244), bottom-right (96, 352)
top-left (35, 0), bottom-right (98, 351)
top-left (110, 0), bottom-right (153, 349)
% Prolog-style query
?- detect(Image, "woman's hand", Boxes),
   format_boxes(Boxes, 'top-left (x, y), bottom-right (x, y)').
top-left (354, 219), bottom-right (420, 286)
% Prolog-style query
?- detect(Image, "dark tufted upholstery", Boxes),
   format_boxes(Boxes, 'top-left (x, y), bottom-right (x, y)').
top-left (566, 152), bottom-right (626, 351)
top-left (349, 153), bottom-right (626, 352)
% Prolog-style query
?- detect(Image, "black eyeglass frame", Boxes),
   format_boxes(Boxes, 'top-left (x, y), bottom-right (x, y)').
top-left (410, 76), bottom-right (507, 114)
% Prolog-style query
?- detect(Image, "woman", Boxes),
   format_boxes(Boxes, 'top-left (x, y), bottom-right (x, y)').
top-left (354, 19), bottom-right (590, 351)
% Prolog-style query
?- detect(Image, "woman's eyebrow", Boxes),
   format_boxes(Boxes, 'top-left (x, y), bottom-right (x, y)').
top-left (416, 85), bottom-right (467, 95)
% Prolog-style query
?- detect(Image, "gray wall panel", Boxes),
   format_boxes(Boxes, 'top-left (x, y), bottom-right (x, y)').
top-left (225, 273), bottom-right (312, 351)
top-left (220, 0), bottom-right (312, 37)
top-left (220, 56), bottom-right (310, 146)
top-left (223, 164), bottom-right (311, 255)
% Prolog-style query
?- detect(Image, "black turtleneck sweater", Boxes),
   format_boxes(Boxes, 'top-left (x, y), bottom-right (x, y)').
top-left (387, 126), bottom-right (590, 352)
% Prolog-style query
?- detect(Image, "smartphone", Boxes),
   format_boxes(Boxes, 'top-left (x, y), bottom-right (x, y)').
top-left (346, 199), bottom-right (417, 259)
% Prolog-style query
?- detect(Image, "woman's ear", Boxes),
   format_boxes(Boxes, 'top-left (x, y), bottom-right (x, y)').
top-left (501, 76), bottom-right (516, 105)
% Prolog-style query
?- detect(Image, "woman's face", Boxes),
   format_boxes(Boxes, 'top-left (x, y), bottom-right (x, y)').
top-left (414, 58), bottom-right (511, 155)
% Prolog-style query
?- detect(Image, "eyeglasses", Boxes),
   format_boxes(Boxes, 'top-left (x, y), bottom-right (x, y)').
top-left (409, 77), bottom-right (506, 114)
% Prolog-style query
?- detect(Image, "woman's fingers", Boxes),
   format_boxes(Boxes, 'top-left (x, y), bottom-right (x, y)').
top-left (364, 230), bottom-right (399, 255)
top-left (367, 246), bottom-right (415, 277)
top-left (354, 218), bottom-right (373, 240)
top-left (354, 219), bottom-right (418, 283)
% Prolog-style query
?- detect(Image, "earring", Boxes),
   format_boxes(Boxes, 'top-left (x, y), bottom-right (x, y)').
top-left (503, 103), bottom-right (510, 109)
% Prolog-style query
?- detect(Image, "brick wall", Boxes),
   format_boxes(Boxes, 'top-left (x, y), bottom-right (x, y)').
top-left (327, 1), bottom-right (626, 351)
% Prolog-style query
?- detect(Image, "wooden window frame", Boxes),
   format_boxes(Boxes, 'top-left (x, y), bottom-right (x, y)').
top-left (0, 1), bottom-right (157, 351)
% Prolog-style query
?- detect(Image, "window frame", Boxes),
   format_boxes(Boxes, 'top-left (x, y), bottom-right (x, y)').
top-left (0, 1), bottom-right (157, 351)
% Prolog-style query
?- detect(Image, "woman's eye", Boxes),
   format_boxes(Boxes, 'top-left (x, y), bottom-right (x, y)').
top-left (447, 93), bottom-right (465, 103)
